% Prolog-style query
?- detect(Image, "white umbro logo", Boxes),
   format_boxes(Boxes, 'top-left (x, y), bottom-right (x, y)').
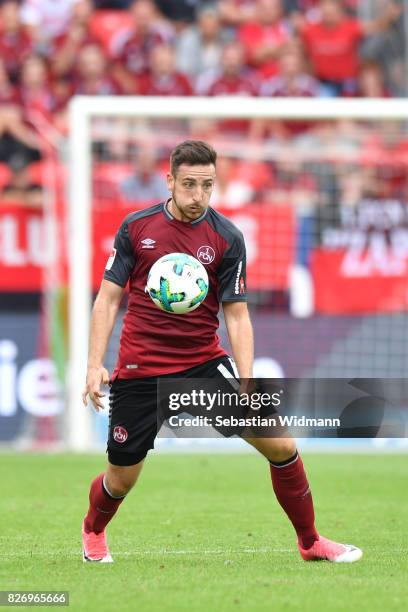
top-left (141, 238), bottom-right (156, 249)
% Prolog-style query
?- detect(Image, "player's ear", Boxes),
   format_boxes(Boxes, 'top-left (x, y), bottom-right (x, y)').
top-left (166, 173), bottom-right (174, 191)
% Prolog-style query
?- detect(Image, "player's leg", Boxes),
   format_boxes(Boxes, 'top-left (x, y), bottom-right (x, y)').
top-left (84, 459), bottom-right (145, 535)
top-left (82, 377), bottom-right (157, 563)
top-left (244, 436), bottom-right (362, 563)
top-left (244, 436), bottom-right (318, 549)
top-left (179, 356), bottom-right (362, 562)
top-left (105, 460), bottom-right (144, 497)
top-left (82, 459), bottom-right (145, 563)
top-left (207, 358), bottom-right (317, 553)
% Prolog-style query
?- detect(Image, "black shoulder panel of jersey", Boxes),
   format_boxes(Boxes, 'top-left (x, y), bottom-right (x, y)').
top-left (124, 202), bottom-right (164, 228)
top-left (103, 203), bottom-right (164, 288)
top-left (206, 206), bottom-right (244, 247)
top-left (207, 207), bottom-right (248, 302)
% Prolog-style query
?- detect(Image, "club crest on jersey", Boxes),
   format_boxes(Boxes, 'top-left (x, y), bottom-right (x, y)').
top-left (113, 426), bottom-right (128, 443)
top-left (105, 248), bottom-right (117, 270)
top-left (197, 245), bottom-right (215, 265)
top-left (141, 238), bottom-right (156, 249)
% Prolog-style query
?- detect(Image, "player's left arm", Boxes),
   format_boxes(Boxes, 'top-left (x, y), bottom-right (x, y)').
top-left (217, 225), bottom-right (252, 378)
top-left (222, 301), bottom-right (254, 379)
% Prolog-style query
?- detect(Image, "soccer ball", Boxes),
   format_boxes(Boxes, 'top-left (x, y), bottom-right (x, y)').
top-left (146, 252), bottom-right (209, 314)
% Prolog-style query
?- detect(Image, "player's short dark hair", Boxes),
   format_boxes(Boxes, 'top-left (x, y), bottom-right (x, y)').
top-left (170, 140), bottom-right (217, 176)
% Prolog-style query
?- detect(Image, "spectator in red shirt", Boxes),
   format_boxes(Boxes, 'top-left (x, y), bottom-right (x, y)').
top-left (0, 0), bottom-right (33, 84)
top-left (238, 0), bottom-right (292, 79)
top-left (199, 41), bottom-right (258, 135)
top-left (257, 45), bottom-right (319, 138)
top-left (17, 53), bottom-right (71, 134)
top-left (73, 44), bottom-right (122, 95)
top-left (19, 55), bottom-right (60, 120)
top-left (51, 0), bottom-right (99, 79)
top-left (300, 0), bottom-right (402, 96)
top-left (112, 0), bottom-right (174, 93)
top-left (138, 44), bottom-right (193, 96)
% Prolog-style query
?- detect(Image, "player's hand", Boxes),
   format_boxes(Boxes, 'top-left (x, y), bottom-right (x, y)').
top-left (82, 366), bottom-right (110, 411)
top-left (239, 378), bottom-right (256, 397)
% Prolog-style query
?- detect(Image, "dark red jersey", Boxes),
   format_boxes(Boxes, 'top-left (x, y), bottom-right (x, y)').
top-left (104, 201), bottom-right (247, 379)
top-left (137, 72), bottom-right (193, 96)
top-left (114, 30), bottom-right (170, 76)
top-left (203, 73), bottom-right (257, 134)
top-left (0, 30), bottom-right (33, 83)
top-left (205, 73), bottom-right (258, 97)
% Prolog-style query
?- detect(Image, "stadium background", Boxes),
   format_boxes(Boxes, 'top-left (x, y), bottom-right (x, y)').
top-left (1, 0), bottom-right (408, 452)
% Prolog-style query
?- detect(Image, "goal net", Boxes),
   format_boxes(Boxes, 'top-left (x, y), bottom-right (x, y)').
top-left (67, 96), bottom-right (408, 451)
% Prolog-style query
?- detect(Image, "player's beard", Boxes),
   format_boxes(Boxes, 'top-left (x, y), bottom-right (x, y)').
top-left (171, 193), bottom-right (206, 221)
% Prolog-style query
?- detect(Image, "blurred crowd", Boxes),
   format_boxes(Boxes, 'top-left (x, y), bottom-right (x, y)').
top-left (0, 0), bottom-right (406, 208)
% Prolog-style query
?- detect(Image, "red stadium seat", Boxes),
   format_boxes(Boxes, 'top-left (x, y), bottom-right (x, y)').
top-left (26, 160), bottom-right (66, 188)
top-left (89, 10), bottom-right (133, 57)
top-left (232, 161), bottom-right (272, 191)
top-left (93, 161), bottom-right (133, 185)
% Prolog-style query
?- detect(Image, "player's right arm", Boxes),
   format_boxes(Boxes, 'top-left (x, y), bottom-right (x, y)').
top-left (83, 216), bottom-right (136, 410)
top-left (82, 279), bottom-right (125, 411)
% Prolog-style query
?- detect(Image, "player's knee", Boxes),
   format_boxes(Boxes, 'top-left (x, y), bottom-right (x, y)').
top-left (105, 473), bottom-right (136, 497)
top-left (267, 438), bottom-right (297, 463)
top-left (107, 480), bottom-right (130, 497)
top-left (106, 462), bottom-right (143, 496)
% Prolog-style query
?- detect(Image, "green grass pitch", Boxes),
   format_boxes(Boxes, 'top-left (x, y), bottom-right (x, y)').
top-left (1, 452), bottom-right (407, 611)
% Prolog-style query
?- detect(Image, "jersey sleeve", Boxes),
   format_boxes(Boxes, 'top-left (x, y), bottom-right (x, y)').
top-left (217, 231), bottom-right (247, 302)
top-left (103, 219), bottom-right (136, 287)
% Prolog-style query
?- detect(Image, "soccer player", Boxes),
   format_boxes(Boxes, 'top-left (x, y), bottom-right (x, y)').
top-left (81, 140), bottom-right (362, 564)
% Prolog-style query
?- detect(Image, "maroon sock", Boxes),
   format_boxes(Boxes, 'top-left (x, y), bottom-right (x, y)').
top-left (269, 451), bottom-right (318, 549)
top-left (84, 473), bottom-right (125, 534)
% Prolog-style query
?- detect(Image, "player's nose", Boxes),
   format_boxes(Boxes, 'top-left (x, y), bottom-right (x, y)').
top-left (192, 186), bottom-right (204, 201)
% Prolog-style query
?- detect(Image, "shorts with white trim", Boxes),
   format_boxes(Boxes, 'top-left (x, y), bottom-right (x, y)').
top-left (107, 355), bottom-right (239, 467)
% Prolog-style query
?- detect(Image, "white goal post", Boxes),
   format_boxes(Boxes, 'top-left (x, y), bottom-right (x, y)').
top-left (67, 96), bottom-right (408, 451)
